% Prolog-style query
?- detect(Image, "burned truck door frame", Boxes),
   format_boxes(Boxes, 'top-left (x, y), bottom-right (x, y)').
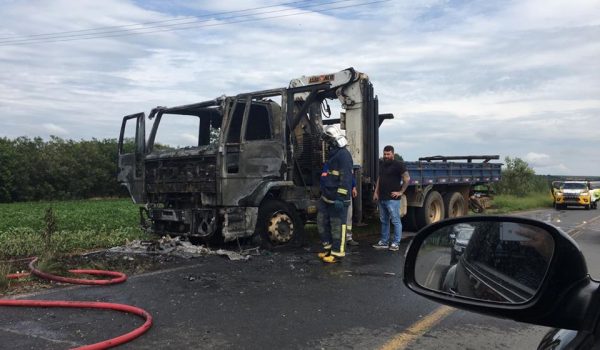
top-left (219, 92), bottom-right (285, 207)
top-left (217, 91), bottom-right (289, 243)
top-left (117, 112), bottom-right (146, 203)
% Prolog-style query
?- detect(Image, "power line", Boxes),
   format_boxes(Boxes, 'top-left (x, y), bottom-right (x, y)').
top-left (0, 0), bottom-right (314, 41)
top-left (0, 0), bottom-right (352, 44)
top-left (0, 0), bottom-right (387, 46)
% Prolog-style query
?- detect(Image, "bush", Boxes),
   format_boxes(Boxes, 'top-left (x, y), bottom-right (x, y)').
top-left (493, 157), bottom-right (547, 197)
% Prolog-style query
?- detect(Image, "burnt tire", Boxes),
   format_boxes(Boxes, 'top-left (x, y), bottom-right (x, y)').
top-left (416, 191), bottom-right (445, 229)
top-left (256, 199), bottom-right (304, 249)
top-left (444, 192), bottom-right (467, 219)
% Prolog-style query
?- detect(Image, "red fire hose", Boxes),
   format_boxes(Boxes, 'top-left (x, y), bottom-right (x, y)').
top-left (2, 257), bottom-right (153, 349)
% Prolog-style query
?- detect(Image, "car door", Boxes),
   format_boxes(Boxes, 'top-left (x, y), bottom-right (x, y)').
top-left (117, 112), bottom-right (146, 203)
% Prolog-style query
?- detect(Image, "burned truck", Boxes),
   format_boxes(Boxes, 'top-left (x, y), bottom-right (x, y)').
top-left (118, 68), bottom-right (381, 247)
top-left (118, 68), bottom-right (501, 247)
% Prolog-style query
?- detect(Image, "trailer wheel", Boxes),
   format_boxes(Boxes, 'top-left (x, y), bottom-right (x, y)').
top-left (256, 199), bottom-right (304, 249)
top-left (416, 191), bottom-right (445, 229)
top-left (444, 192), bottom-right (467, 219)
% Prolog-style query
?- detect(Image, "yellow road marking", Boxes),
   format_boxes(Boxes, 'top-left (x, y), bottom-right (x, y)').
top-left (380, 305), bottom-right (455, 350)
top-left (424, 255), bottom-right (446, 287)
top-left (569, 214), bottom-right (600, 238)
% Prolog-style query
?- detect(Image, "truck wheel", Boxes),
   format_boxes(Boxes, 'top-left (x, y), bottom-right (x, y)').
top-left (444, 192), bottom-right (467, 219)
top-left (256, 199), bottom-right (304, 249)
top-left (416, 191), bottom-right (445, 229)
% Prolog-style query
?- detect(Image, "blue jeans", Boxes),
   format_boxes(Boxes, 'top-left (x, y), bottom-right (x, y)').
top-left (379, 199), bottom-right (402, 244)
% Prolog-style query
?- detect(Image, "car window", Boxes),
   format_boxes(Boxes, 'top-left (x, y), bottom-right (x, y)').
top-left (561, 183), bottom-right (586, 190)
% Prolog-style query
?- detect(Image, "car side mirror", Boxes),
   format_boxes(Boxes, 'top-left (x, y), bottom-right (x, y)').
top-left (414, 220), bottom-right (554, 303)
top-left (403, 216), bottom-right (596, 331)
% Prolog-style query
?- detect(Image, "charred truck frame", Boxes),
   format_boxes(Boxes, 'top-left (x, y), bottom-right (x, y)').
top-left (118, 68), bottom-right (501, 247)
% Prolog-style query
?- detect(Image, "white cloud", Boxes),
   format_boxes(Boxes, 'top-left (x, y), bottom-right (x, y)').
top-left (0, 0), bottom-right (599, 175)
top-left (524, 152), bottom-right (551, 166)
top-left (42, 123), bottom-right (69, 136)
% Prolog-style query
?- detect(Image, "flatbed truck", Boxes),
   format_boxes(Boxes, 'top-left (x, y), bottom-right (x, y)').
top-left (117, 68), bottom-right (501, 247)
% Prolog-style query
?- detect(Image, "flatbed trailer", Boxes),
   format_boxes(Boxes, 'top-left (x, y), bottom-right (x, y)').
top-left (395, 155), bottom-right (501, 230)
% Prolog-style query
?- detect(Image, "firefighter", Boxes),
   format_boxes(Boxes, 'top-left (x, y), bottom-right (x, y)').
top-left (317, 125), bottom-right (354, 263)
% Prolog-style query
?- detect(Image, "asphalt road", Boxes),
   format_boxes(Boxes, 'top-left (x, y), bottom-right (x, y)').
top-left (1, 207), bottom-right (599, 349)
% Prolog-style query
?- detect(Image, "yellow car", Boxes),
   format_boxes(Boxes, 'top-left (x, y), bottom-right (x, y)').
top-left (553, 181), bottom-right (596, 210)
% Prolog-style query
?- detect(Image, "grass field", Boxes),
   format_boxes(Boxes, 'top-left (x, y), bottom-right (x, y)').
top-left (0, 193), bottom-right (555, 259)
top-left (0, 198), bottom-right (148, 258)
top-left (488, 192), bottom-right (554, 214)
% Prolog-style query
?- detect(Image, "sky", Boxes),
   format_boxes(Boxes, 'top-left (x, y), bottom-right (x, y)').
top-left (0, 0), bottom-right (599, 176)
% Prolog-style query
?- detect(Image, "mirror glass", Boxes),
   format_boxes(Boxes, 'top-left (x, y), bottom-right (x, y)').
top-left (414, 221), bottom-right (554, 303)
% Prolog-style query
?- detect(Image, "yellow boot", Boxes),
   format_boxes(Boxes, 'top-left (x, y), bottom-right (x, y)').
top-left (321, 255), bottom-right (339, 263)
top-left (318, 251), bottom-right (330, 259)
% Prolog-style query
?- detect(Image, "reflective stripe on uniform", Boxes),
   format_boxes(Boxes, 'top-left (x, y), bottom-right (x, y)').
top-left (329, 170), bottom-right (340, 176)
top-left (339, 224), bottom-right (346, 254)
top-left (321, 196), bottom-right (334, 204)
top-left (337, 188), bottom-right (348, 195)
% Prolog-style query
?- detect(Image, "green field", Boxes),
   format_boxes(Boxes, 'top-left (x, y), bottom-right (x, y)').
top-left (487, 193), bottom-right (554, 214)
top-left (0, 198), bottom-right (148, 258)
top-left (0, 193), bottom-right (555, 259)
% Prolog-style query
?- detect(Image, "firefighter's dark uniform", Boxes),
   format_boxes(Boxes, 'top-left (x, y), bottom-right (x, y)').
top-left (317, 145), bottom-right (353, 263)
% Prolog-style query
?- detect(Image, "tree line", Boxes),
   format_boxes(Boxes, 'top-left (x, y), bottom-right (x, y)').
top-left (0, 136), bottom-right (563, 203)
top-left (0, 137), bottom-right (127, 203)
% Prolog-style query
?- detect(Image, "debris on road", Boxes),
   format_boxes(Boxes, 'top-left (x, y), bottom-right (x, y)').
top-left (107, 236), bottom-right (254, 261)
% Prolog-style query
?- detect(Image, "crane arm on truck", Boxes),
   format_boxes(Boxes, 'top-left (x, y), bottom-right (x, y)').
top-left (289, 67), bottom-right (365, 109)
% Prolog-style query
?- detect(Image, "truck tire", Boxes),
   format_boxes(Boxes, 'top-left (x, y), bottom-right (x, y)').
top-left (416, 191), bottom-right (445, 229)
top-left (444, 192), bottom-right (467, 219)
top-left (256, 199), bottom-right (304, 249)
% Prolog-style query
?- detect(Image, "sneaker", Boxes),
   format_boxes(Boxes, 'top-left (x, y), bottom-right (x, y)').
top-left (372, 241), bottom-right (388, 249)
top-left (389, 243), bottom-right (400, 251)
top-left (347, 239), bottom-right (359, 246)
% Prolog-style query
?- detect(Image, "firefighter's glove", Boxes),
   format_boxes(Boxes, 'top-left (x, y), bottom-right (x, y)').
top-left (334, 200), bottom-right (344, 211)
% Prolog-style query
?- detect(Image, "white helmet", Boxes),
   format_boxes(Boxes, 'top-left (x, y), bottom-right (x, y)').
top-left (323, 125), bottom-right (348, 148)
